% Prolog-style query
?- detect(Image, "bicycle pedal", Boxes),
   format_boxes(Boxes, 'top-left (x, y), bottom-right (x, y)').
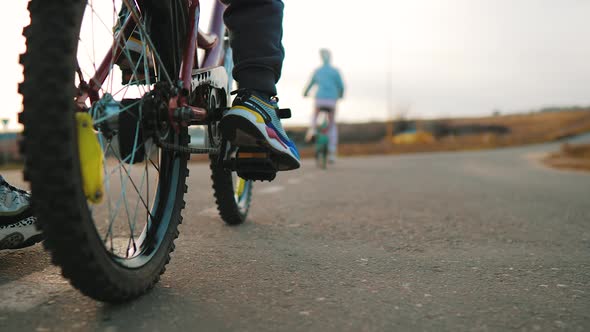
top-left (277, 108), bottom-right (291, 119)
top-left (223, 148), bottom-right (278, 181)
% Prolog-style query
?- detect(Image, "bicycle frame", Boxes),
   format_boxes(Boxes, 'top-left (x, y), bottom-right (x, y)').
top-left (76, 0), bottom-right (228, 126)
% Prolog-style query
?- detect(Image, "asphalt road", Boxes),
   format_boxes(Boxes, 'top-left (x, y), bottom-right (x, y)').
top-left (0, 138), bottom-right (589, 332)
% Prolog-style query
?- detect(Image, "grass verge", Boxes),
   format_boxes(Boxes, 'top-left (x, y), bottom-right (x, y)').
top-left (543, 143), bottom-right (590, 172)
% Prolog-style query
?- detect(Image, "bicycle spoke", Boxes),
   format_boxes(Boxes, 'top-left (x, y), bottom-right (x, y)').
top-left (78, 39), bottom-right (99, 77)
top-left (75, 0), bottom-right (177, 261)
top-left (111, 120), bottom-right (142, 253)
top-left (106, 122), bottom-right (156, 223)
top-left (149, 155), bottom-right (160, 173)
top-left (103, 144), bottom-right (127, 244)
top-left (103, 142), bottom-right (151, 252)
top-left (87, 1), bottom-right (118, 38)
top-left (115, 159), bottom-right (155, 219)
top-left (85, 1), bottom-right (119, 92)
top-left (139, 26), bottom-right (152, 87)
top-left (116, 153), bottom-right (135, 255)
top-left (127, 144), bottom-right (153, 256)
top-left (109, 0), bottom-right (117, 93)
top-left (90, 0), bottom-right (96, 71)
top-left (92, 98), bottom-right (142, 125)
top-left (145, 143), bottom-right (152, 231)
top-left (127, 124), bottom-right (149, 237)
top-left (99, 138), bottom-right (116, 247)
top-left (105, 141), bottom-right (147, 178)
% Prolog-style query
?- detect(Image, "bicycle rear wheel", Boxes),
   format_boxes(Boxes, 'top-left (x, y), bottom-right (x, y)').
top-left (209, 32), bottom-right (254, 225)
top-left (19, 0), bottom-right (189, 302)
top-left (321, 145), bottom-right (328, 169)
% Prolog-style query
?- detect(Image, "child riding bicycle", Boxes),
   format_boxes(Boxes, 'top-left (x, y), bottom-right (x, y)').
top-left (303, 49), bottom-right (345, 163)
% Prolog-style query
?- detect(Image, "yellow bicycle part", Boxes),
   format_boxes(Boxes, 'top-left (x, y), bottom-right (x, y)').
top-left (235, 177), bottom-right (246, 198)
top-left (76, 112), bottom-right (104, 204)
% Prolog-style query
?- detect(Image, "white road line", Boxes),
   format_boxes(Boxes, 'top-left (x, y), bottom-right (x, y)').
top-left (287, 178), bottom-right (301, 185)
top-left (0, 266), bottom-right (68, 312)
top-left (258, 185), bottom-right (284, 194)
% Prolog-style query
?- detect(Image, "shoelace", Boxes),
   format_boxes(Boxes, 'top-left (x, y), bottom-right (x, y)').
top-left (230, 89), bottom-right (279, 105)
top-left (230, 88), bottom-right (252, 102)
top-left (0, 188), bottom-right (25, 210)
top-left (0, 180), bottom-right (30, 198)
top-left (0, 181), bottom-right (28, 195)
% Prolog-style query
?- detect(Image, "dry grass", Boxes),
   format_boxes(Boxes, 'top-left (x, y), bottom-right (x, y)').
top-left (543, 143), bottom-right (590, 171)
top-left (34, 110), bottom-right (590, 167)
top-left (295, 109), bottom-right (590, 158)
top-left (444, 109), bottom-right (590, 142)
top-left (182, 110), bottom-right (590, 162)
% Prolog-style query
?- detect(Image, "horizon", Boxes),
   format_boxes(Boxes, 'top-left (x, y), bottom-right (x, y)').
top-left (1, 1), bottom-right (589, 129)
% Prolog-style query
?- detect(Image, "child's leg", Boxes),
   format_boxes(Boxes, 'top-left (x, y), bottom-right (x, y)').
top-left (223, 0), bottom-right (284, 96)
top-left (220, 0), bottom-right (300, 172)
top-left (306, 106), bottom-right (320, 142)
top-left (327, 108), bottom-right (338, 156)
top-left (311, 107), bottom-right (320, 132)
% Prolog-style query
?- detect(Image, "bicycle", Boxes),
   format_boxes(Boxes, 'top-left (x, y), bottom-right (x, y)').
top-left (313, 114), bottom-right (330, 169)
top-left (18, 0), bottom-right (289, 302)
top-left (306, 107), bottom-right (333, 169)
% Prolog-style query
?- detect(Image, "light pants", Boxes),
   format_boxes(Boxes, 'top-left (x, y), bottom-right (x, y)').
top-left (311, 99), bottom-right (338, 156)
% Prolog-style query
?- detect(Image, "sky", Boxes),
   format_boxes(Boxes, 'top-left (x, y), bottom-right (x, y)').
top-left (1, 0), bottom-right (589, 129)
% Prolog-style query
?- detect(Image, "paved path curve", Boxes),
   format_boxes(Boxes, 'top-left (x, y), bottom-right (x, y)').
top-left (0, 138), bottom-right (589, 331)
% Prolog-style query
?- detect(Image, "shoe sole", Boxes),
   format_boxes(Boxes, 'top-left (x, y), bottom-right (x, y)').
top-left (220, 110), bottom-right (300, 171)
top-left (0, 218), bottom-right (43, 250)
top-left (0, 231), bottom-right (43, 250)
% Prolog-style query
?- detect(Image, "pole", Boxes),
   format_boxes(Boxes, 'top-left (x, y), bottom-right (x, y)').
top-left (385, 37), bottom-right (394, 143)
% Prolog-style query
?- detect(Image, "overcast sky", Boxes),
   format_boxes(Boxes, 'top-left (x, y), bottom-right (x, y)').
top-left (1, 0), bottom-right (589, 128)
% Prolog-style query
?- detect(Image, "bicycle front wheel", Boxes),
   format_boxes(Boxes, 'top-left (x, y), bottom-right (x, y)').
top-left (19, 0), bottom-right (190, 302)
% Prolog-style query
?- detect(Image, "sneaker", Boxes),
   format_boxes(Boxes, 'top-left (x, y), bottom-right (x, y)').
top-left (0, 177), bottom-right (43, 250)
top-left (220, 89), bottom-right (300, 171)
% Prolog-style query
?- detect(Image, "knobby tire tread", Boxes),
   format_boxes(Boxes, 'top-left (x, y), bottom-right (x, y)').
top-left (210, 159), bottom-right (252, 226)
top-left (19, 0), bottom-right (188, 302)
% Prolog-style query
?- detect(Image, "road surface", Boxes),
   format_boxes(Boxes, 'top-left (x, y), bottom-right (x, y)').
top-left (0, 139), bottom-right (589, 331)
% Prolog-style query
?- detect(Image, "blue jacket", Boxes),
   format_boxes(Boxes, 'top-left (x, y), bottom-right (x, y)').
top-left (304, 64), bottom-right (344, 100)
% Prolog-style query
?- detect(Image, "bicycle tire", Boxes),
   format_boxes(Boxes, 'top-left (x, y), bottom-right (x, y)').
top-left (322, 145), bottom-right (328, 169)
top-left (209, 34), bottom-right (253, 226)
top-left (210, 160), bottom-right (253, 225)
top-left (19, 0), bottom-right (189, 302)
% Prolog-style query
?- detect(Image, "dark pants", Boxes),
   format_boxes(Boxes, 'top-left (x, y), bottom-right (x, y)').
top-left (222, 0), bottom-right (284, 96)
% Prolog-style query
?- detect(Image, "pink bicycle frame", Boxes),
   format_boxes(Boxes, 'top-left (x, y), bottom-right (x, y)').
top-left (76, 0), bottom-right (228, 123)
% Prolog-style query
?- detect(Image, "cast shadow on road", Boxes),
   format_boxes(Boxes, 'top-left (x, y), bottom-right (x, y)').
top-left (0, 245), bottom-right (49, 284)
top-left (96, 286), bottom-right (230, 330)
